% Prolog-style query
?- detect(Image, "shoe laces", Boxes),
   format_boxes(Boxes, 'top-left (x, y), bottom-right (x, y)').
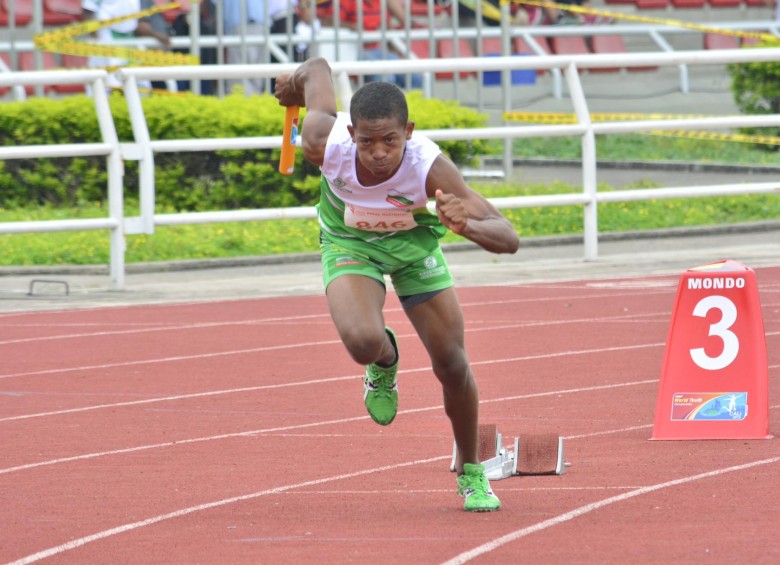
top-left (366, 364), bottom-right (397, 397)
top-left (458, 470), bottom-right (491, 497)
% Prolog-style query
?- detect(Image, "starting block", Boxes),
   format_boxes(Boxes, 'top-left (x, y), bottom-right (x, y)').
top-left (450, 424), bottom-right (568, 480)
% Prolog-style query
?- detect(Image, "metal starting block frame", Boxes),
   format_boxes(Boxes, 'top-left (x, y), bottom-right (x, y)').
top-left (450, 425), bottom-right (568, 480)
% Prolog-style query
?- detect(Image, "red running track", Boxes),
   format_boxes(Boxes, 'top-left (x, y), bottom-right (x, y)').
top-left (1, 267), bottom-right (779, 564)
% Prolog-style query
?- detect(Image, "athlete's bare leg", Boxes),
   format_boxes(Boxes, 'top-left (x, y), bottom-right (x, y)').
top-left (404, 287), bottom-right (479, 473)
top-left (326, 274), bottom-right (397, 367)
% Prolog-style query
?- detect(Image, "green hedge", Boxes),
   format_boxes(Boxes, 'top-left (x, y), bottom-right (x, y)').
top-left (727, 41), bottom-right (780, 149)
top-left (0, 90), bottom-right (489, 211)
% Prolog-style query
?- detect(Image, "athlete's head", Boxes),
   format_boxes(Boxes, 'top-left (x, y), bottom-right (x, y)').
top-left (350, 81), bottom-right (408, 126)
top-left (348, 81), bottom-right (415, 183)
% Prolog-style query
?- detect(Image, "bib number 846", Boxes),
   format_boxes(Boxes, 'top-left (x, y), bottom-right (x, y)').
top-left (689, 295), bottom-right (739, 371)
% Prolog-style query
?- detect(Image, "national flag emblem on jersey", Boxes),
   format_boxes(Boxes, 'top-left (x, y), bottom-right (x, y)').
top-left (386, 194), bottom-right (414, 208)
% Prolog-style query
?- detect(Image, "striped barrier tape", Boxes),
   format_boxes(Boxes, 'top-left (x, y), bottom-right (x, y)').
top-left (515, 0), bottom-right (779, 44)
top-left (34, 1), bottom-right (199, 68)
top-left (503, 111), bottom-right (780, 145)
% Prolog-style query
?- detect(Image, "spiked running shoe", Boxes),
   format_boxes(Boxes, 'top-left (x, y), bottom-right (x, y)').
top-left (457, 463), bottom-right (501, 512)
top-left (363, 327), bottom-right (399, 426)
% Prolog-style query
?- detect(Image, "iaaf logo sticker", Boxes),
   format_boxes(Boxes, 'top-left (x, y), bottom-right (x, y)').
top-left (670, 392), bottom-right (748, 421)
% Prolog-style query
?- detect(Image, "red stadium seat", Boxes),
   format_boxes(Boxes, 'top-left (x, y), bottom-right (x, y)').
top-left (514, 36), bottom-right (551, 76)
top-left (43, 0), bottom-right (82, 25)
top-left (17, 51), bottom-right (86, 95)
top-left (55, 54), bottom-right (89, 93)
top-left (671, 0), bottom-right (706, 7)
top-left (634, 0), bottom-right (671, 8)
top-left (707, 0), bottom-right (742, 6)
top-left (589, 34), bottom-right (658, 72)
top-left (436, 38), bottom-right (477, 79)
top-left (703, 32), bottom-right (740, 50)
top-left (549, 35), bottom-right (589, 56)
top-left (0, 0), bottom-right (34, 26)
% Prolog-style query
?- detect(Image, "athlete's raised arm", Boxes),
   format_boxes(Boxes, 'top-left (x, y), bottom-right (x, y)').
top-left (275, 57), bottom-right (339, 167)
top-left (426, 154), bottom-right (520, 255)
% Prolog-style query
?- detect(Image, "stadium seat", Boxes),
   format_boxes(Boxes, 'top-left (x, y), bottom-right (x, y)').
top-left (589, 34), bottom-right (659, 72)
top-left (481, 37), bottom-right (504, 56)
top-left (43, 0), bottom-right (82, 25)
top-left (514, 36), bottom-right (551, 76)
top-left (410, 0), bottom-right (448, 16)
top-left (55, 54), bottom-right (89, 93)
top-left (0, 0), bottom-right (34, 26)
top-left (703, 32), bottom-right (740, 50)
top-left (18, 51), bottom-right (60, 94)
top-left (707, 0), bottom-right (742, 6)
top-left (549, 35), bottom-right (589, 56)
top-left (670, 0), bottom-right (706, 7)
top-left (634, 0), bottom-right (671, 8)
top-left (436, 38), bottom-right (477, 79)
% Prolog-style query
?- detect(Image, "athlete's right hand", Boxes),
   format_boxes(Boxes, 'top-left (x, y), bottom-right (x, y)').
top-left (275, 73), bottom-right (306, 108)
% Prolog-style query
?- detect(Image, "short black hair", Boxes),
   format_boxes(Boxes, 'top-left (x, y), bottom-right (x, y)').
top-left (350, 81), bottom-right (408, 127)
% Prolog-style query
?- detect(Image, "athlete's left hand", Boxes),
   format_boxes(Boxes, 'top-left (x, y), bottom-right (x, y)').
top-left (435, 189), bottom-right (468, 234)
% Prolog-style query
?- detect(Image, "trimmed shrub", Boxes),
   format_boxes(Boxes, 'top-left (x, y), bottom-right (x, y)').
top-left (0, 90), bottom-right (489, 209)
top-left (727, 42), bottom-right (780, 150)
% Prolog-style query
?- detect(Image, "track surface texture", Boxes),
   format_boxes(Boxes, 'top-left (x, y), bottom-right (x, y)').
top-left (2, 258), bottom-right (778, 564)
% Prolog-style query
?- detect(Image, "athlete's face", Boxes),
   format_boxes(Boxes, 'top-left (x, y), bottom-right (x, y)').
top-left (348, 117), bottom-right (414, 184)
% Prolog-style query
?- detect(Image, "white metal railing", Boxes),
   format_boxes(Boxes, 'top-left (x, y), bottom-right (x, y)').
top-left (2, 18), bottom-right (778, 100)
top-left (0, 68), bottom-right (127, 288)
top-left (1, 49), bottom-right (780, 289)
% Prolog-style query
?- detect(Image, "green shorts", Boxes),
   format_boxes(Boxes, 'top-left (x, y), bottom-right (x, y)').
top-left (321, 234), bottom-right (454, 299)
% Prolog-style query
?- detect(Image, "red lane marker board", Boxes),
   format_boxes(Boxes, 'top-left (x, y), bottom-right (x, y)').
top-left (652, 259), bottom-right (771, 440)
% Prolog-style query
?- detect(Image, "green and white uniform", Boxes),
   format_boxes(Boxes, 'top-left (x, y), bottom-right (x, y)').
top-left (318, 113), bottom-right (454, 298)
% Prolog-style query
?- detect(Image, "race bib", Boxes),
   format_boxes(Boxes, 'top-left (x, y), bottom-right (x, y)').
top-left (344, 204), bottom-right (418, 232)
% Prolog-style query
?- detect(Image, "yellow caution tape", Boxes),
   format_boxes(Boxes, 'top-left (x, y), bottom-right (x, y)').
top-left (503, 111), bottom-right (780, 146)
top-left (34, 1), bottom-right (199, 69)
top-left (518, 0), bottom-right (779, 44)
top-left (504, 111), bottom-right (719, 123)
top-left (646, 129), bottom-right (780, 146)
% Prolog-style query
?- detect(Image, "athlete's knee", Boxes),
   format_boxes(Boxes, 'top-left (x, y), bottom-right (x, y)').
top-left (432, 348), bottom-right (471, 390)
top-left (340, 325), bottom-right (387, 366)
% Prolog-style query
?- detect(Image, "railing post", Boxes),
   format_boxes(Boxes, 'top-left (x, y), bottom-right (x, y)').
top-left (123, 76), bottom-right (156, 236)
top-left (91, 77), bottom-right (127, 290)
top-left (564, 62), bottom-right (599, 261)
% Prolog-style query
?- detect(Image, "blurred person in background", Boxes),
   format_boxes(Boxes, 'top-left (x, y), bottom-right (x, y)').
top-left (81, 0), bottom-right (171, 88)
top-left (316, 0), bottom-right (423, 89)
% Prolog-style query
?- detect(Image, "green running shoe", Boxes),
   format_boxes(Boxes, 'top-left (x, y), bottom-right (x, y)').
top-left (457, 463), bottom-right (501, 512)
top-left (363, 327), bottom-right (399, 426)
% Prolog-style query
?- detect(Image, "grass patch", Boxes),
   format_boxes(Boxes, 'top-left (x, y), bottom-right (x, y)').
top-left (1, 179), bottom-right (777, 266)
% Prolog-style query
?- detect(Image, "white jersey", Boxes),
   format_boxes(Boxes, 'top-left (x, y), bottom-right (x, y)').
top-left (319, 112), bottom-right (441, 236)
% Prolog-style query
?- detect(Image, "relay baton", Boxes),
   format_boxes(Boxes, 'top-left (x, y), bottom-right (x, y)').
top-left (279, 105), bottom-right (300, 176)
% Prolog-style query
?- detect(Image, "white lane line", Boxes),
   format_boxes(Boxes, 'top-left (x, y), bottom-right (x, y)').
top-left (5, 454), bottom-right (450, 565)
top-left (0, 289), bottom-right (673, 347)
top-left (0, 380), bottom-right (659, 475)
top-left (440, 456), bottom-right (780, 565)
top-left (0, 342), bottom-right (664, 422)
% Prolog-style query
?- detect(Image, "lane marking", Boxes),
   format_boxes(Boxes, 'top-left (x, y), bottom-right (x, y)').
top-left (6, 454), bottom-right (448, 565)
top-left (441, 456), bottom-right (780, 565)
top-left (0, 340), bottom-right (667, 421)
top-left (0, 289), bottom-right (675, 346)
top-left (0, 380), bottom-right (660, 474)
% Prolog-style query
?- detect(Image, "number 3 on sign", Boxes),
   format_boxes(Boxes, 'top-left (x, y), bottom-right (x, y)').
top-left (690, 295), bottom-right (739, 371)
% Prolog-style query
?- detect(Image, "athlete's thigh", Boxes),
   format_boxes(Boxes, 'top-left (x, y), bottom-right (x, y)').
top-left (326, 274), bottom-right (388, 340)
top-left (404, 287), bottom-right (468, 369)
